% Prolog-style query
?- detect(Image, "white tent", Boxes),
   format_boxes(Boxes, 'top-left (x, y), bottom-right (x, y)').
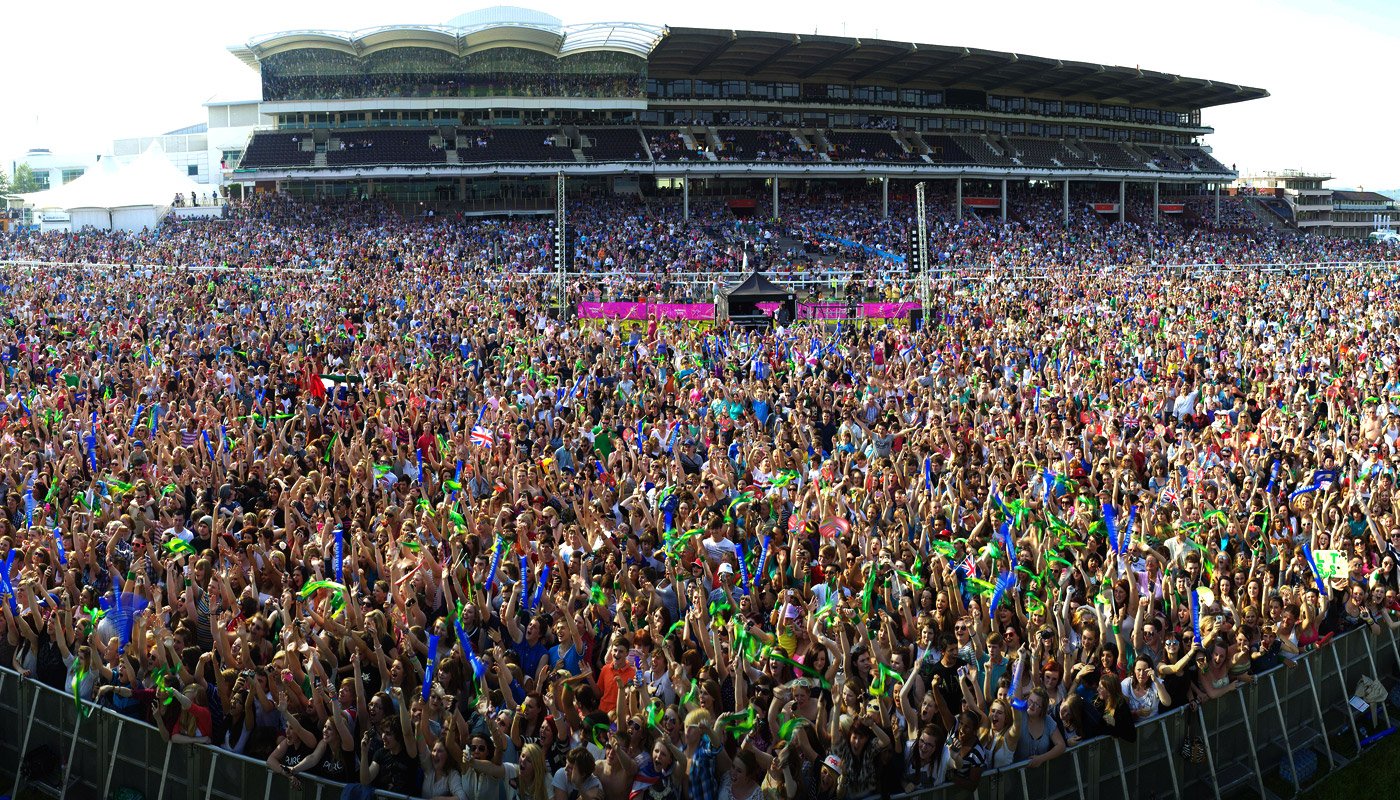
top-left (20, 142), bottom-right (206, 232)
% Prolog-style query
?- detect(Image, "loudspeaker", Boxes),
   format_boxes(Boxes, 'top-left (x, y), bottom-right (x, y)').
top-left (909, 308), bottom-right (924, 330)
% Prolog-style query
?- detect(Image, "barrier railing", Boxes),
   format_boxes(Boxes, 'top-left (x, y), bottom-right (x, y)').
top-left (1, 259), bottom-right (1397, 274)
top-left (0, 623), bottom-right (1394, 800)
top-left (901, 623), bottom-right (1400, 800)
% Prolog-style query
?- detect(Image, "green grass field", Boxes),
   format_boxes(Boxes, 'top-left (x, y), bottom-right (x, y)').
top-left (1300, 730), bottom-right (1400, 799)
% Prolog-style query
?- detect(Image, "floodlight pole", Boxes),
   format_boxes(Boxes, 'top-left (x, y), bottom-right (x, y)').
top-left (915, 181), bottom-right (930, 315)
top-left (555, 171), bottom-right (567, 317)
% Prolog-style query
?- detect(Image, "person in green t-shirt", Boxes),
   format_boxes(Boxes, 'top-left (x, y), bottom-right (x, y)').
top-left (593, 419), bottom-right (615, 459)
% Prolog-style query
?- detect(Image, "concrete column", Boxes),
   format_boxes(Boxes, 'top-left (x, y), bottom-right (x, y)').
top-left (1215, 183), bottom-right (1221, 224)
top-left (772, 177), bottom-right (779, 219)
top-left (1000, 178), bottom-right (1007, 222)
top-left (955, 177), bottom-right (963, 221)
top-left (1118, 180), bottom-right (1126, 223)
top-left (457, 177), bottom-right (467, 202)
top-left (881, 176), bottom-right (889, 220)
top-left (1153, 181), bottom-right (1159, 224)
top-left (682, 175), bottom-right (689, 221)
top-left (1063, 179), bottom-right (1070, 227)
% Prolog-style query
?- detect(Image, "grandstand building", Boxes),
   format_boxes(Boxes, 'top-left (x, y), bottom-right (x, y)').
top-left (1234, 170), bottom-right (1398, 238)
top-left (225, 6), bottom-right (1266, 222)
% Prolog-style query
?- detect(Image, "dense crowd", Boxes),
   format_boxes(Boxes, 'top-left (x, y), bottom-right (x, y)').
top-left (7, 189), bottom-right (1395, 285)
top-left (0, 195), bottom-right (1399, 800)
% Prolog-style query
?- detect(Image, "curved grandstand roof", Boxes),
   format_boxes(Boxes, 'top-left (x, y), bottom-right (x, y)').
top-left (649, 28), bottom-right (1265, 111)
top-left (230, 8), bottom-right (664, 65)
top-left (229, 11), bottom-right (1265, 112)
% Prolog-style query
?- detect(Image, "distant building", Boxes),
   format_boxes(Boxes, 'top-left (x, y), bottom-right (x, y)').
top-left (11, 148), bottom-right (100, 192)
top-left (1233, 171), bottom-right (1397, 238)
top-left (1331, 190), bottom-right (1398, 237)
top-left (205, 99), bottom-right (273, 188)
top-left (112, 124), bottom-right (212, 183)
top-left (103, 105), bottom-right (271, 189)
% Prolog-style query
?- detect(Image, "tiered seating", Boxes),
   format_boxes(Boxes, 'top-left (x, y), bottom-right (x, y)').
top-left (239, 132), bottom-right (315, 169)
top-left (824, 131), bottom-right (918, 162)
top-left (714, 129), bottom-right (812, 162)
top-left (917, 135), bottom-right (976, 165)
top-left (325, 130), bottom-right (442, 166)
top-left (1141, 145), bottom-right (1191, 172)
top-left (579, 128), bottom-right (648, 162)
top-left (645, 129), bottom-right (706, 161)
top-left (455, 129), bottom-right (575, 163)
top-left (1179, 147), bottom-right (1229, 173)
top-left (1007, 139), bottom-right (1093, 168)
top-left (949, 136), bottom-right (1015, 166)
top-left (1079, 141), bottom-right (1146, 170)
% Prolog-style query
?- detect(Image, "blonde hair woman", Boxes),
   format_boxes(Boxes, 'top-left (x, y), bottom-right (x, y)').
top-left (979, 698), bottom-right (1021, 768)
top-left (514, 743), bottom-right (550, 800)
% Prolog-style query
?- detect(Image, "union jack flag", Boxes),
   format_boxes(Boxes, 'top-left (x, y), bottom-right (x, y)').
top-left (955, 553), bottom-right (977, 579)
top-left (470, 426), bottom-right (493, 448)
top-left (1158, 486), bottom-right (1179, 506)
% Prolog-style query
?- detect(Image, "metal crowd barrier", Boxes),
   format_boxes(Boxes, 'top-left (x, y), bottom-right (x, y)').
top-left (0, 623), bottom-right (1394, 800)
top-left (0, 259), bottom-right (1396, 277)
top-left (902, 623), bottom-right (1400, 800)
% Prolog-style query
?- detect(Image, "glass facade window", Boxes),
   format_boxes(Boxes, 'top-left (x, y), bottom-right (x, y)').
top-left (261, 46), bottom-right (647, 101)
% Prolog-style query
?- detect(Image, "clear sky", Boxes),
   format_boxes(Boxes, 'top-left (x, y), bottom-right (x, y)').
top-left (6, 0), bottom-right (1397, 188)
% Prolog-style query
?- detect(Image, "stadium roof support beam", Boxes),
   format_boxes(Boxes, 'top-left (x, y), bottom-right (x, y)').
top-left (955, 53), bottom-right (1021, 90)
top-left (848, 45), bottom-right (918, 82)
top-left (742, 37), bottom-right (802, 77)
top-left (796, 42), bottom-right (863, 79)
top-left (1010, 63), bottom-right (1094, 95)
top-left (893, 49), bottom-right (969, 87)
top-left (1151, 80), bottom-right (1218, 110)
top-left (692, 32), bottom-right (740, 72)
top-left (1047, 67), bottom-right (1117, 98)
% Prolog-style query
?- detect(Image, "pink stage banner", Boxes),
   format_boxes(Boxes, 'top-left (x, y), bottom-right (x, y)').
top-left (796, 302), bottom-right (921, 320)
top-left (577, 302), bottom-right (712, 321)
top-left (754, 302), bottom-right (782, 315)
top-left (796, 302), bottom-right (846, 320)
top-left (862, 302), bottom-right (921, 319)
top-left (653, 303), bottom-right (714, 321)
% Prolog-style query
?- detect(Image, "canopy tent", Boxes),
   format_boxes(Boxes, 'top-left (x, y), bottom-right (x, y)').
top-left (19, 142), bottom-right (205, 232)
top-left (720, 271), bottom-right (795, 328)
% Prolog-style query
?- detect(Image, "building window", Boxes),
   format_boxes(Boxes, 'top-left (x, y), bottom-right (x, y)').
top-left (187, 165), bottom-right (199, 177)
top-left (61, 169), bottom-right (85, 184)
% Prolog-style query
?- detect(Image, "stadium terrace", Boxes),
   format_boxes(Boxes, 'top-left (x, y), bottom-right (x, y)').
top-left (225, 7), bottom-right (1262, 220)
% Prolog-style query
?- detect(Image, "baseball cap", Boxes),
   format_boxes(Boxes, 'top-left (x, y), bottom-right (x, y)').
top-left (822, 755), bottom-right (843, 775)
top-left (718, 563), bottom-right (735, 575)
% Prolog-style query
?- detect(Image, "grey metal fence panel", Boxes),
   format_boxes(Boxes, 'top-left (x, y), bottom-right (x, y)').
top-left (0, 625), bottom-right (1396, 800)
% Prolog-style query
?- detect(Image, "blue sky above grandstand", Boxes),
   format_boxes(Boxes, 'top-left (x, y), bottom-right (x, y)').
top-left (5, 0), bottom-right (1397, 188)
